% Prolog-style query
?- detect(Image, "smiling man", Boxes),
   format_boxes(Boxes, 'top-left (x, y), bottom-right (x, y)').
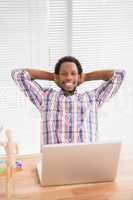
top-left (55, 62), bottom-right (80, 96)
top-left (11, 56), bottom-right (125, 145)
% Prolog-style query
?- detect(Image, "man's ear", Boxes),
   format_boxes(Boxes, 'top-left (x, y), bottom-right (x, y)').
top-left (78, 73), bottom-right (84, 85)
top-left (77, 74), bottom-right (81, 86)
top-left (54, 74), bottom-right (60, 86)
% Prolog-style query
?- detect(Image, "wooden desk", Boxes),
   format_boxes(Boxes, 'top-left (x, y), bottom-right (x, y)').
top-left (0, 145), bottom-right (133, 200)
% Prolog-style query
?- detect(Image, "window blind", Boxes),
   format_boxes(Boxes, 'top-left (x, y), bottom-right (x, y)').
top-left (0, 0), bottom-right (132, 155)
top-left (71, 0), bottom-right (132, 143)
top-left (72, 0), bottom-right (124, 69)
top-left (72, 0), bottom-right (101, 68)
top-left (48, 0), bottom-right (68, 70)
top-left (0, 0), bottom-right (48, 154)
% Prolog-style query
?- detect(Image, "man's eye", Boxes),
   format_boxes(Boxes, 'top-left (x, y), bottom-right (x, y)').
top-left (72, 73), bottom-right (76, 76)
top-left (60, 72), bottom-right (77, 76)
top-left (61, 73), bottom-right (67, 76)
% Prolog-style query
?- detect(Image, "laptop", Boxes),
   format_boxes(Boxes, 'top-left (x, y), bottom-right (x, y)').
top-left (36, 141), bottom-right (121, 187)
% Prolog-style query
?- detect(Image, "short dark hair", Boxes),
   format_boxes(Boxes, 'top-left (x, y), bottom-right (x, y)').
top-left (55, 56), bottom-right (83, 74)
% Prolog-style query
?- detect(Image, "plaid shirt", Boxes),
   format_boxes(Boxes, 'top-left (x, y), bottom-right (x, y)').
top-left (11, 69), bottom-right (125, 145)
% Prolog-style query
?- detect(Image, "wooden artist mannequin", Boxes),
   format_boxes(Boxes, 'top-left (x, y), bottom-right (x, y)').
top-left (0, 129), bottom-right (19, 200)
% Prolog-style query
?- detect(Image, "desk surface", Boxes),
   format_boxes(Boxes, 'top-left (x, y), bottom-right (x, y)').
top-left (0, 145), bottom-right (133, 200)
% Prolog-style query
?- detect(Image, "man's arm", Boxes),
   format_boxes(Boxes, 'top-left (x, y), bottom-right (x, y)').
top-left (11, 68), bottom-right (54, 111)
top-left (80, 70), bottom-right (114, 83)
top-left (79, 69), bottom-right (125, 108)
top-left (27, 69), bottom-right (113, 82)
top-left (26, 69), bottom-right (54, 81)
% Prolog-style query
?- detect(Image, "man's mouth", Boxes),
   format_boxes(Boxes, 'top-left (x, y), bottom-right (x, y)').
top-left (64, 82), bottom-right (73, 87)
top-left (61, 82), bottom-right (77, 92)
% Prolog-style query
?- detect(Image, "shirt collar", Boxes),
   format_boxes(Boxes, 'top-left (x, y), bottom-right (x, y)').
top-left (59, 88), bottom-right (78, 96)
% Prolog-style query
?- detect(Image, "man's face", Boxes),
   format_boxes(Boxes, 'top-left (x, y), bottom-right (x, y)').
top-left (56, 62), bottom-right (80, 93)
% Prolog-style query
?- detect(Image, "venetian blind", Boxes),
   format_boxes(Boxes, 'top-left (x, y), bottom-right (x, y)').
top-left (0, 0), bottom-right (48, 154)
top-left (48, 0), bottom-right (69, 70)
top-left (72, 0), bottom-right (123, 69)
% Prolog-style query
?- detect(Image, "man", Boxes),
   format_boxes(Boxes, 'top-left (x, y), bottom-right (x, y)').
top-left (11, 56), bottom-right (125, 145)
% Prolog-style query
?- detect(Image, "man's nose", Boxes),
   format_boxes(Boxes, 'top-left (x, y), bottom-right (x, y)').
top-left (66, 74), bottom-right (72, 81)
